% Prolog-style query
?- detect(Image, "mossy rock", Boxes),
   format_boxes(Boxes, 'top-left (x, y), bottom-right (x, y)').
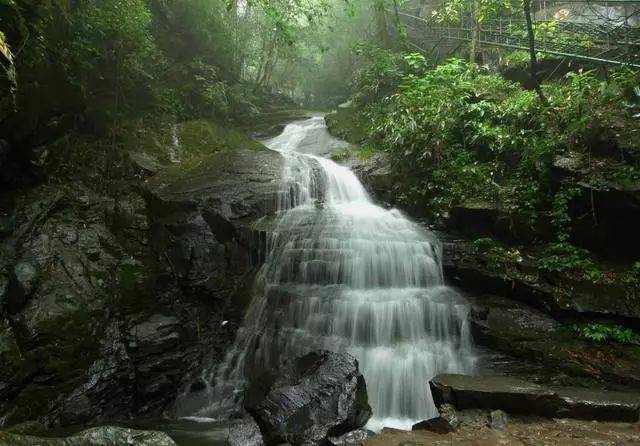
top-left (0, 426), bottom-right (177, 445)
top-left (177, 120), bottom-right (266, 160)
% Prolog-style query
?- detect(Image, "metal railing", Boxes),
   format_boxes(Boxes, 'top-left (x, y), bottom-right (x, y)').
top-left (393, 0), bottom-right (640, 68)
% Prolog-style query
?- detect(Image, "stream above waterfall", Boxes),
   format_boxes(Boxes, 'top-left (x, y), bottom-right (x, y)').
top-left (184, 115), bottom-right (478, 431)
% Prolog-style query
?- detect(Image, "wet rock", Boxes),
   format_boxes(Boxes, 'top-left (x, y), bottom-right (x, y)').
top-left (127, 314), bottom-right (193, 414)
top-left (1, 131), bottom-right (285, 427)
top-left (442, 237), bottom-right (640, 326)
top-left (59, 323), bottom-right (135, 425)
top-left (467, 293), bottom-right (640, 388)
top-left (6, 262), bottom-right (39, 314)
top-left (0, 275), bottom-right (8, 314)
top-left (328, 429), bottom-right (374, 445)
top-left (0, 426), bottom-right (177, 445)
top-left (128, 151), bottom-right (162, 175)
top-left (146, 148), bottom-right (284, 294)
top-left (412, 417), bottom-right (456, 434)
top-left (430, 374), bottom-right (640, 422)
top-left (245, 350), bottom-right (372, 446)
top-left (352, 154), bottom-right (395, 204)
top-left (227, 418), bottom-right (265, 446)
top-left (490, 410), bottom-right (508, 430)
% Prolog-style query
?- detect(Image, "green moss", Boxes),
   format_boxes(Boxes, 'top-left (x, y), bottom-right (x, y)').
top-left (115, 260), bottom-right (154, 312)
top-left (5, 385), bottom-right (55, 426)
top-left (178, 120), bottom-right (265, 160)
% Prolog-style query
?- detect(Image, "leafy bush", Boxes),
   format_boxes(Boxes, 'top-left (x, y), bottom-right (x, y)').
top-left (352, 45), bottom-right (407, 106)
top-left (572, 323), bottom-right (640, 345)
top-left (538, 242), bottom-right (604, 281)
top-left (471, 237), bottom-right (522, 271)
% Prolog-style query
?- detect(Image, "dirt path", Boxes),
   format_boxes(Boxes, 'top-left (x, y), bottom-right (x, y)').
top-left (365, 419), bottom-right (640, 445)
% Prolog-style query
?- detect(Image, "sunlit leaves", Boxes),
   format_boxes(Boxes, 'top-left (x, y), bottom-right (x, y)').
top-left (433, 0), bottom-right (512, 23)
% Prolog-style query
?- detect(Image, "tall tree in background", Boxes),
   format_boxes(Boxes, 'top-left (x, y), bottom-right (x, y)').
top-left (434, 0), bottom-right (512, 63)
top-left (522, 0), bottom-right (549, 105)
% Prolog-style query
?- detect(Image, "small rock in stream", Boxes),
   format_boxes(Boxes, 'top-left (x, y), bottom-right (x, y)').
top-left (412, 416), bottom-right (457, 434)
top-left (227, 418), bottom-right (265, 446)
top-left (490, 409), bottom-right (509, 430)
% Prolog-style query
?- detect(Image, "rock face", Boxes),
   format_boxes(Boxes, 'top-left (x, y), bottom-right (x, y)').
top-left (442, 237), bottom-right (640, 325)
top-left (145, 147), bottom-right (284, 297)
top-left (467, 293), bottom-right (640, 388)
top-left (430, 374), bottom-right (640, 422)
top-left (352, 155), bottom-right (396, 205)
top-left (244, 351), bottom-right (372, 446)
top-left (0, 426), bottom-right (176, 446)
top-left (552, 152), bottom-right (640, 261)
top-left (448, 201), bottom-right (554, 244)
top-left (0, 126), bottom-right (286, 428)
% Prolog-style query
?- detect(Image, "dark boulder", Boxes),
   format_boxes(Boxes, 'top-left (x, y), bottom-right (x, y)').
top-left (412, 417), bottom-right (456, 434)
top-left (244, 351), bottom-right (372, 446)
top-left (430, 374), bottom-right (640, 422)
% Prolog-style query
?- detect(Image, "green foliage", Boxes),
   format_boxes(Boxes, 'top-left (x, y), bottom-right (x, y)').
top-left (538, 242), bottom-right (604, 281)
top-left (471, 237), bottom-right (523, 271)
top-left (551, 186), bottom-right (582, 241)
top-left (433, 0), bottom-right (512, 23)
top-left (548, 69), bottom-right (640, 152)
top-left (63, 0), bottom-right (160, 115)
top-left (360, 57), bottom-right (559, 220)
top-left (572, 323), bottom-right (640, 345)
top-left (350, 48), bottom-right (638, 232)
top-left (352, 45), bottom-right (405, 105)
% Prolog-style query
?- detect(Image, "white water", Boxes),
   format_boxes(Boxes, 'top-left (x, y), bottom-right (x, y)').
top-left (198, 116), bottom-right (476, 431)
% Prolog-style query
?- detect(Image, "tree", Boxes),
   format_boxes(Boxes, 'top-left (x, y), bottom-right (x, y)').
top-left (434, 0), bottom-right (511, 63)
top-left (522, 0), bottom-right (549, 105)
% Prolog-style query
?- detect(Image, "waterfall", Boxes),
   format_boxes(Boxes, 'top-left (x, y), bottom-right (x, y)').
top-left (197, 116), bottom-right (476, 431)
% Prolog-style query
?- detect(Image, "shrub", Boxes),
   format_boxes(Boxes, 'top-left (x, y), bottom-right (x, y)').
top-left (572, 323), bottom-right (640, 345)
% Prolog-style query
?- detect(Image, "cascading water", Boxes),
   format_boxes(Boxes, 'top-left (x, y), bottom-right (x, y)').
top-left (199, 116), bottom-right (477, 430)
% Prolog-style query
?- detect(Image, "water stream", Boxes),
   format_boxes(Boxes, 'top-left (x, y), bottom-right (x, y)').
top-left (198, 116), bottom-right (477, 431)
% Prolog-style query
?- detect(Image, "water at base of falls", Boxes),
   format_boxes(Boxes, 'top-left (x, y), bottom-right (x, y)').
top-left (194, 116), bottom-right (477, 431)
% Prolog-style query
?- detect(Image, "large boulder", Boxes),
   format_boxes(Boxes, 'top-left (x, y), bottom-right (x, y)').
top-left (244, 351), bottom-right (372, 446)
top-left (0, 426), bottom-right (176, 446)
top-left (430, 374), bottom-right (640, 422)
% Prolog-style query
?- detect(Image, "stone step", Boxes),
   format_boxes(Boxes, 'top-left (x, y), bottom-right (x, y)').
top-left (430, 374), bottom-right (640, 422)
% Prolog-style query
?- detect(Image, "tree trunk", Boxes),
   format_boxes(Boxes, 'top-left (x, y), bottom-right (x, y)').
top-left (523, 0), bottom-right (549, 105)
top-left (374, 0), bottom-right (391, 48)
top-left (470, 0), bottom-right (480, 63)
